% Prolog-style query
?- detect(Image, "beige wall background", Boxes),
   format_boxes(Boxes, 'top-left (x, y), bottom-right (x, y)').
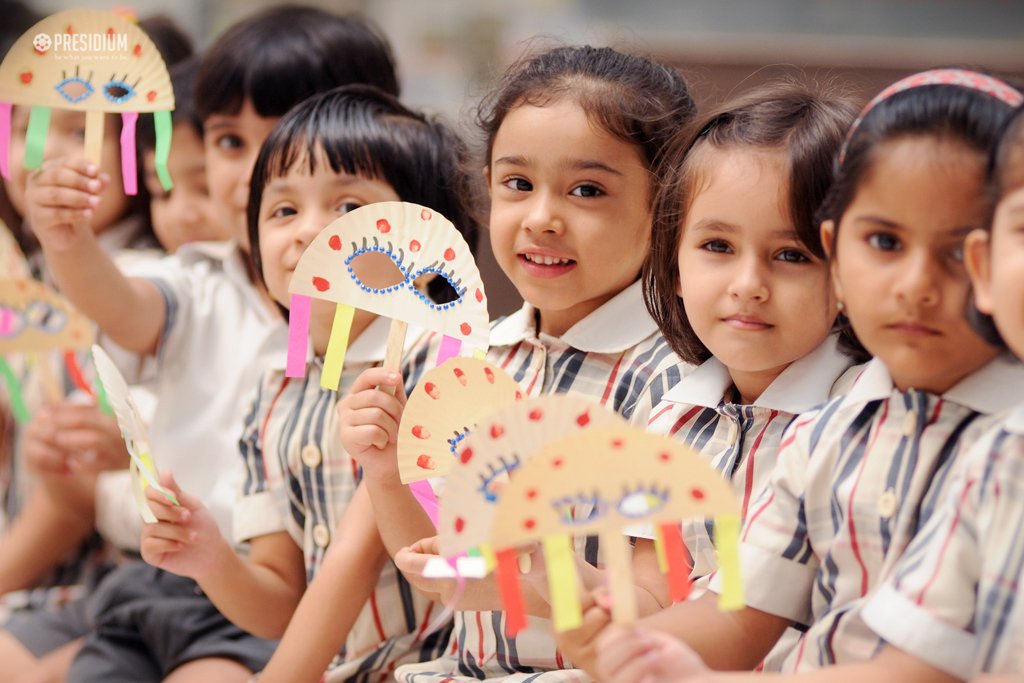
top-left (26, 0), bottom-right (1024, 317)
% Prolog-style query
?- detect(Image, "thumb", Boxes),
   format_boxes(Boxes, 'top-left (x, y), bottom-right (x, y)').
top-left (159, 470), bottom-right (202, 512)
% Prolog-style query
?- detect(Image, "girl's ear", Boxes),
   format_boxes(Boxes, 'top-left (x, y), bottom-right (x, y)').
top-left (482, 165), bottom-right (492, 198)
top-left (820, 220), bottom-right (844, 305)
top-left (964, 229), bottom-right (994, 314)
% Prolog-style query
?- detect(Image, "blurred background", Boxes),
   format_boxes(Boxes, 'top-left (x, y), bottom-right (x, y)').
top-left (11, 0), bottom-right (1024, 316)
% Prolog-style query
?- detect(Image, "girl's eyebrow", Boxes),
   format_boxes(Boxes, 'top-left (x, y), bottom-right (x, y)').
top-left (690, 219), bottom-right (799, 240)
top-left (492, 154), bottom-right (622, 176)
top-left (852, 215), bottom-right (901, 229)
top-left (203, 118), bottom-right (237, 132)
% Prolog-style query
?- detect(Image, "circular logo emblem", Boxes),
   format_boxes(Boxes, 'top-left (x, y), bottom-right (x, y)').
top-left (32, 33), bottom-right (51, 53)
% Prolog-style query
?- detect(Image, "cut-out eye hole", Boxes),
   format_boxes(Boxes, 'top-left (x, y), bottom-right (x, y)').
top-left (103, 79), bottom-right (136, 104)
top-left (24, 301), bottom-right (67, 335)
top-left (0, 306), bottom-right (27, 338)
top-left (411, 262), bottom-right (466, 309)
top-left (617, 485), bottom-right (669, 518)
top-left (55, 76), bottom-right (94, 103)
top-left (345, 237), bottom-right (408, 293)
top-left (477, 453), bottom-right (522, 503)
top-left (552, 492), bottom-right (607, 525)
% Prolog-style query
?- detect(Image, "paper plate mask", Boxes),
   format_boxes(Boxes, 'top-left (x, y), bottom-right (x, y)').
top-left (287, 202), bottom-right (489, 391)
top-left (396, 357), bottom-right (521, 526)
top-left (0, 220), bottom-right (29, 278)
top-left (427, 396), bottom-right (624, 578)
top-left (490, 425), bottom-right (744, 635)
top-left (0, 278), bottom-right (96, 421)
top-left (0, 9), bottom-right (174, 194)
top-left (91, 344), bottom-right (177, 521)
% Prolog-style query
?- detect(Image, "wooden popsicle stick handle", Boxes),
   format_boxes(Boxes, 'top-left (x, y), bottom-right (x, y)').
top-left (379, 319), bottom-right (408, 397)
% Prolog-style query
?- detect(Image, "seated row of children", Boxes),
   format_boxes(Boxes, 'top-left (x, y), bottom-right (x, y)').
top-left (0, 5), bottom-right (1021, 682)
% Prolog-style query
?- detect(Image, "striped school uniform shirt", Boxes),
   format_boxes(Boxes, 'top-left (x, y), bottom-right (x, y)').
top-left (708, 354), bottom-right (1024, 671)
top-left (395, 281), bottom-right (689, 683)
top-left (863, 402), bottom-right (1024, 678)
top-left (644, 334), bottom-right (859, 580)
top-left (234, 317), bottom-right (449, 683)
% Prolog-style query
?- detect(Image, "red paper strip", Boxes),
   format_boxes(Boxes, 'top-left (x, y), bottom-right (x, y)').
top-left (659, 522), bottom-right (693, 603)
top-left (496, 548), bottom-right (527, 636)
top-left (64, 351), bottom-right (95, 398)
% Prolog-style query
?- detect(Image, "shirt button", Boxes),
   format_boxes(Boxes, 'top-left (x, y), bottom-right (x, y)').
top-left (902, 412), bottom-right (917, 437)
top-left (877, 488), bottom-right (898, 518)
top-left (313, 523), bottom-right (330, 548)
top-left (301, 443), bottom-right (322, 468)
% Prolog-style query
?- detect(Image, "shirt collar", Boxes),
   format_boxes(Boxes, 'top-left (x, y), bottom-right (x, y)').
top-left (844, 353), bottom-right (1024, 415)
top-left (488, 280), bottom-right (658, 353)
top-left (661, 333), bottom-right (853, 413)
top-left (1003, 402), bottom-right (1024, 435)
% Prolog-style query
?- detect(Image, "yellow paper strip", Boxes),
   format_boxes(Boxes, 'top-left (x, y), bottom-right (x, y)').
top-left (714, 515), bottom-right (745, 611)
top-left (473, 348), bottom-right (486, 360)
top-left (84, 110), bottom-right (104, 166)
top-left (478, 543), bottom-right (497, 573)
top-left (653, 524), bottom-right (669, 574)
top-left (601, 530), bottom-right (638, 625)
top-left (33, 352), bottom-right (62, 405)
top-left (321, 304), bottom-right (355, 391)
top-left (543, 534), bottom-right (582, 632)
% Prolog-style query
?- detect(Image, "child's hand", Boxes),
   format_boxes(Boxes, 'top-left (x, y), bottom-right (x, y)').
top-left (395, 535), bottom-right (453, 599)
top-left (23, 401), bottom-right (128, 475)
top-left (140, 471), bottom-right (228, 580)
top-left (555, 589), bottom-right (612, 673)
top-left (595, 625), bottom-right (714, 683)
top-left (337, 368), bottom-right (406, 485)
top-left (23, 406), bottom-right (71, 475)
top-left (25, 158), bottom-right (110, 251)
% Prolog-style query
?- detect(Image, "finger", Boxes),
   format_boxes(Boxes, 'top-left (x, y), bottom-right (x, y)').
top-left (31, 185), bottom-right (100, 211)
top-left (161, 471), bottom-right (204, 512)
top-left (54, 428), bottom-right (109, 453)
top-left (344, 424), bottom-right (391, 451)
top-left (605, 646), bottom-right (662, 683)
top-left (347, 368), bottom-right (404, 395)
top-left (52, 403), bottom-right (104, 428)
top-left (25, 441), bottom-right (70, 474)
top-left (395, 547), bottom-right (428, 576)
top-left (39, 157), bottom-right (99, 179)
top-left (145, 487), bottom-right (190, 522)
top-left (344, 390), bottom-right (405, 423)
top-left (34, 205), bottom-right (94, 225)
top-left (345, 407), bottom-right (400, 441)
top-left (141, 536), bottom-right (185, 561)
top-left (143, 521), bottom-right (195, 545)
top-left (597, 626), bottom-right (651, 675)
top-left (36, 163), bottom-right (105, 194)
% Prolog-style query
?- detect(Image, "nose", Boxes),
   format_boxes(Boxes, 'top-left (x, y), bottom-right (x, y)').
top-left (522, 191), bottom-right (565, 235)
top-left (294, 209), bottom-right (332, 250)
top-left (894, 249), bottom-right (940, 309)
top-left (727, 253), bottom-right (770, 303)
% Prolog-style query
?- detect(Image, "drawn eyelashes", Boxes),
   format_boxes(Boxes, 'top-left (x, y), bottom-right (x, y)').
top-left (478, 453), bottom-right (523, 503)
top-left (345, 237), bottom-right (467, 311)
top-left (53, 66), bottom-right (139, 104)
top-left (0, 301), bottom-right (68, 338)
top-left (549, 484), bottom-right (671, 523)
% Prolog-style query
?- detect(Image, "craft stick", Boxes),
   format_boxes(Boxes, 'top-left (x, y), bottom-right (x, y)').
top-left (84, 110), bottom-right (104, 167)
top-left (34, 352), bottom-right (62, 405)
top-left (0, 357), bottom-right (29, 423)
top-left (286, 294), bottom-right (312, 378)
top-left (601, 529), bottom-right (638, 625)
top-left (496, 548), bottom-right (528, 636)
top-left (23, 106), bottom-right (50, 169)
top-left (714, 514), bottom-right (745, 610)
top-left (436, 334), bottom-right (461, 366)
top-left (0, 101), bottom-right (12, 180)
top-left (658, 522), bottom-right (694, 603)
top-left (380, 319), bottom-right (408, 397)
top-left (320, 303), bottom-right (354, 391)
top-left (119, 112), bottom-right (138, 195)
top-left (153, 110), bottom-right (173, 190)
top-left (125, 439), bottom-right (178, 506)
top-left (543, 534), bottom-right (583, 631)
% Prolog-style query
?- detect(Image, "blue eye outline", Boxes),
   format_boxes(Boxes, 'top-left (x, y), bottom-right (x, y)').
top-left (24, 300), bottom-right (68, 335)
top-left (345, 236), bottom-right (410, 295)
top-left (0, 306), bottom-right (27, 339)
top-left (551, 491), bottom-right (608, 525)
top-left (477, 453), bottom-right (523, 503)
top-left (616, 484), bottom-right (670, 519)
top-left (408, 262), bottom-right (467, 312)
top-left (54, 75), bottom-right (95, 104)
top-left (447, 427), bottom-right (471, 459)
top-left (102, 75), bottom-right (138, 104)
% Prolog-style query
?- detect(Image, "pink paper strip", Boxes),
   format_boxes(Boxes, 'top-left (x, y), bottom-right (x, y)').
top-left (435, 334), bottom-right (462, 367)
top-left (410, 479), bottom-right (439, 529)
top-left (286, 294), bottom-right (312, 378)
top-left (119, 112), bottom-right (139, 195)
top-left (0, 102), bottom-right (11, 180)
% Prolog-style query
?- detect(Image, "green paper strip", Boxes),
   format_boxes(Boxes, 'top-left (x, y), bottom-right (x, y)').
top-left (24, 106), bottom-right (51, 170)
top-left (0, 357), bottom-right (30, 423)
top-left (94, 374), bottom-right (113, 416)
top-left (154, 110), bottom-right (173, 190)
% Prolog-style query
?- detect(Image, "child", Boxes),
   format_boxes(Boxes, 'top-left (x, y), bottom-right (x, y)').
top-left (339, 45), bottom-right (697, 681)
top-left (589, 69), bottom-right (1024, 683)
top-left (139, 56), bottom-right (227, 253)
top-left (140, 84), bottom-right (477, 682)
top-left (0, 8), bottom-right (401, 682)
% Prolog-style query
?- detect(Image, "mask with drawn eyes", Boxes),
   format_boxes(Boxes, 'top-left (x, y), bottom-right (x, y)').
top-left (290, 201), bottom-right (490, 353)
top-left (0, 9), bottom-right (175, 192)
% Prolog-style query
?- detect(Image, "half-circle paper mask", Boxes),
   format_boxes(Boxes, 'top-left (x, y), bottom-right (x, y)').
top-left (0, 220), bottom-right (29, 278)
top-left (490, 425), bottom-right (744, 634)
top-left (0, 9), bottom-right (174, 194)
top-left (287, 201), bottom-right (489, 390)
top-left (0, 278), bottom-right (93, 354)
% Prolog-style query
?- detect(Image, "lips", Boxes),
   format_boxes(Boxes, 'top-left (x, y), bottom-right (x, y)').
top-left (517, 249), bottom-right (577, 278)
top-left (521, 252), bottom-right (575, 266)
top-left (886, 320), bottom-right (941, 337)
top-left (722, 314), bottom-right (773, 331)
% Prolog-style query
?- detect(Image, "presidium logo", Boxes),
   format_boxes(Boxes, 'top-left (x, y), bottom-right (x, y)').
top-left (32, 31), bottom-right (129, 59)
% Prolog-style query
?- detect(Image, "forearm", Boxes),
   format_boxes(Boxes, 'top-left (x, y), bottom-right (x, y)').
top-left (194, 537), bottom-right (305, 639)
top-left (712, 646), bottom-right (960, 683)
top-left (639, 593), bottom-right (788, 671)
top-left (365, 477), bottom-right (436, 559)
top-left (41, 235), bottom-right (164, 354)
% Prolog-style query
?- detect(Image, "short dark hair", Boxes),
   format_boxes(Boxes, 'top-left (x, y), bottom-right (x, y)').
top-left (643, 81), bottom-right (859, 365)
top-left (819, 72), bottom-right (1022, 352)
top-left (476, 44), bottom-right (696, 196)
top-left (247, 85), bottom-right (480, 305)
top-left (139, 56), bottom-right (202, 150)
top-left (194, 6), bottom-right (398, 122)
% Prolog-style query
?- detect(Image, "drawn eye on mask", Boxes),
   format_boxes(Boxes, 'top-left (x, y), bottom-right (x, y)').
top-left (55, 72), bottom-right (94, 103)
top-left (101, 75), bottom-right (138, 104)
